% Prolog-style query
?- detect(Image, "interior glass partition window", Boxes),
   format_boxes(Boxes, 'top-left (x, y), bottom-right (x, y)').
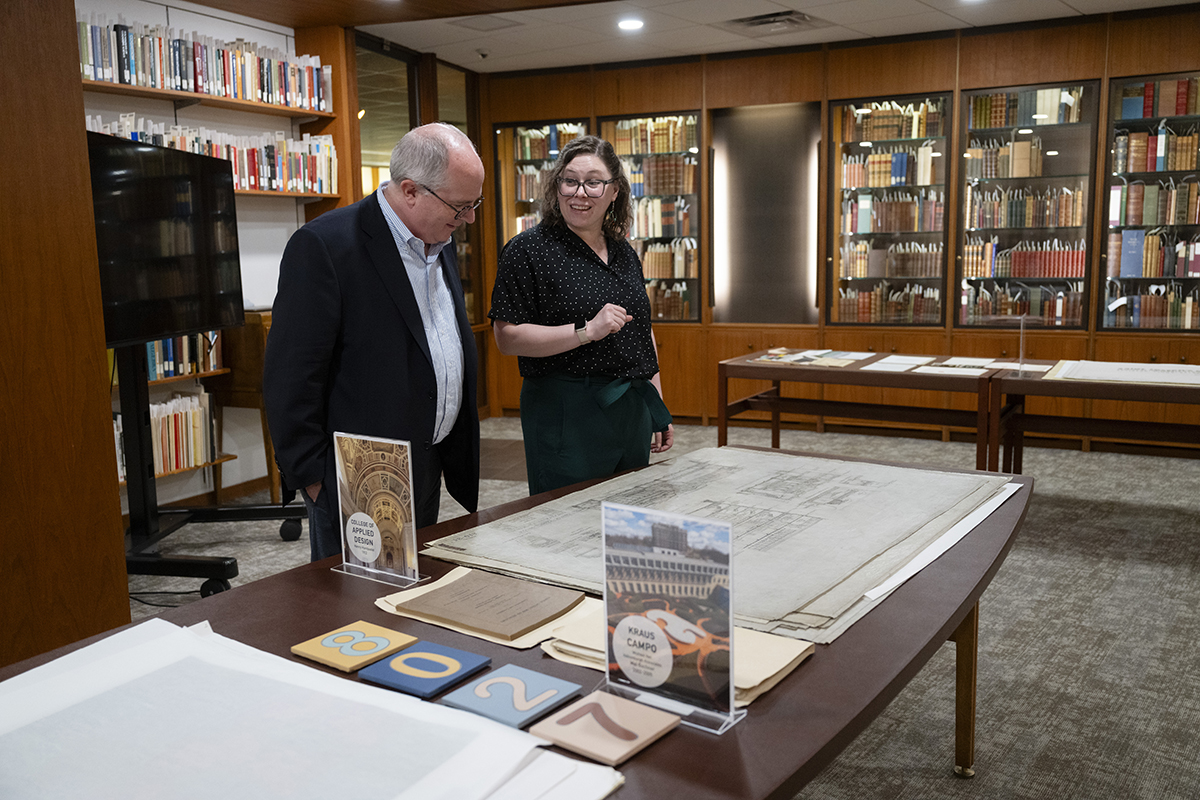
top-left (957, 82), bottom-right (1098, 328)
top-left (354, 37), bottom-right (415, 195)
top-left (1103, 72), bottom-right (1200, 330)
top-left (435, 61), bottom-right (483, 325)
top-left (599, 113), bottom-right (701, 322)
top-left (828, 93), bottom-right (950, 326)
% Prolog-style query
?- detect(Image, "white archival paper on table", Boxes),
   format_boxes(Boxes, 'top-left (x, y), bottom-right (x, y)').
top-left (0, 621), bottom-right (621, 800)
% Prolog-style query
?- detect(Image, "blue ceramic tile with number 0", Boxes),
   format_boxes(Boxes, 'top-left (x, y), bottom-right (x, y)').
top-left (358, 641), bottom-right (491, 698)
top-left (440, 663), bottom-right (582, 728)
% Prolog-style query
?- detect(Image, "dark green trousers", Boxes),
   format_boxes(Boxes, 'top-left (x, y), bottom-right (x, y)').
top-left (520, 374), bottom-right (672, 496)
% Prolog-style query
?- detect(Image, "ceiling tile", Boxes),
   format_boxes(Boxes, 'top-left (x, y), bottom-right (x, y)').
top-left (844, 8), bottom-right (968, 37)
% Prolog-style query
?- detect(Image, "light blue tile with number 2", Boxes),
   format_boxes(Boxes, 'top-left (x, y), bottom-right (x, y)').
top-left (441, 663), bottom-right (582, 728)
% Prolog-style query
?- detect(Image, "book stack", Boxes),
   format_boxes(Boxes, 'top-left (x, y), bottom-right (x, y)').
top-left (645, 280), bottom-right (691, 320)
top-left (1107, 285), bottom-right (1200, 329)
top-left (887, 242), bottom-right (942, 278)
top-left (147, 390), bottom-right (217, 476)
top-left (77, 14), bottom-right (328, 112)
top-left (638, 155), bottom-right (697, 195)
top-left (964, 181), bottom-right (1085, 229)
top-left (842, 99), bottom-right (945, 142)
top-left (960, 283), bottom-right (1084, 326)
top-left (635, 238), bottom-right (698, 279)
top-left (968, 86), bottom-right (1084, 129)
top-left (1118, 78), bottom-right (1200, 119)
top-left (836, 282), bottom-right (940, 324)
top-left (86, 115), bottom-right (338, 195)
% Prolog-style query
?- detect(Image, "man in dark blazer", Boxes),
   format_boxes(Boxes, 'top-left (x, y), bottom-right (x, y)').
top-left (264, 123), bottom-right (485, 561)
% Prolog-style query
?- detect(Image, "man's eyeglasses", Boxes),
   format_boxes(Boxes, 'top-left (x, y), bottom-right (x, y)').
top-left (419, 183), bottom-right (483, 220)
top-left (557, 177), bottom-right (617, 198)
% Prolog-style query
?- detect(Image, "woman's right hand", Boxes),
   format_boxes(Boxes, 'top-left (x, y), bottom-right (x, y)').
top-left (586, 303), bottom-right (633, 341)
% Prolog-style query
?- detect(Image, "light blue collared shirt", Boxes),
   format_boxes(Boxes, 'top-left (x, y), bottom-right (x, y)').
top-left (376, 184), bottom-right (464, 444)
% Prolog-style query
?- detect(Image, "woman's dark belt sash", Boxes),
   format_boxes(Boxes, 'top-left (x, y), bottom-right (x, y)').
top-left (541, 373), bottom-right (672, 432)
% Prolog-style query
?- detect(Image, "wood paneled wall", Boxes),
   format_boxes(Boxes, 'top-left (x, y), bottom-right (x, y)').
top-left (959, 20), bottom-right (1108, 88)
top-left (705, 51), bottom-right (824, 109)
top-left (0, 0), bottom-right (131, 667)
top-left (827, 35), bottom-right (958, 98)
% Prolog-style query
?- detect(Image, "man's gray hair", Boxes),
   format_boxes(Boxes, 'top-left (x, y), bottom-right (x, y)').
top-left (389, 123), bottom-right (476, 190)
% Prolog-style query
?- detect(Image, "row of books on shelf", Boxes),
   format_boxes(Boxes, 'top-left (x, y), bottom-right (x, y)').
top-left (839, 100), bottom-right (946, 142)
top-left (1104, 284), bottom-right (1199, 329)
top-left (77, 14), bottom-right (328, 112)
top-left (1113, 128), bottom-right (1199, 173)
top-left (839, 242), bottom-right (943, 279)
top-left (626, 155), bottom-right (697, 196)
top-left (963, 138), bottom-right (1044, 179)
top-left (1108, 230), bottom-right (1200, 278)
top-left (835, 282), bottom-right (941, 325)
top-left (841, 143), bottom-right (940, 188)
top-left (964, 182), bottom-right (1087, 230)
top-left (645, 280), bottom-right (692, 321)
top-left (629, 196), bottom-right (691, 240)
top-left (967, 86), bottom-right (1084, 130)
top-left (108, 332), bottom-right (223, 385)
top-left (635, 238), bottom-right (698, 280)
top-left (514, 124), bottom-right (585, 161)
top-left (515, 214), bottom-right (539, 233)
top-left (1117, 78), bottom-right (1200, 120)
top-left (611, 116), bottom-right (698, 156)
top-left (514, 164), bottom-right (551, 202)
top-left (961, 237), bottom-right (1088, 279)
top-left (842, 190), bottom-right (944, 234)
top-left (87, 114), bottom-right (338, 195)
top-left (112, 388), bottom-right (219, 481)
top-left (1110, 180), bottom-right (1200, 227)
top-left (959, 282), bottom-right (1084, 327)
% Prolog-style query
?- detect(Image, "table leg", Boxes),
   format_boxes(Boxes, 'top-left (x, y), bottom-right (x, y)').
top-left (975, 376), bottom-right (989, 471)
top-left (718, 367), bottom-right (729, 447)
top-left (951, 603), bottom-right (978, 778)
top-left (772, 380), bottom-right (781, 449)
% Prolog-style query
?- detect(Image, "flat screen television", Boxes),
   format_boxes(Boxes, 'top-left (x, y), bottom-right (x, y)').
top-left (87, 131), bottom-right (244, 348)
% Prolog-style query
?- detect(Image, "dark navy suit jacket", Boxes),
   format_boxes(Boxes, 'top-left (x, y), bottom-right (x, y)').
top-left (263, 191), bottom-right (479, 535)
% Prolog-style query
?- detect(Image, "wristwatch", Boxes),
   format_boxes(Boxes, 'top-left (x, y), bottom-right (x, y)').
top-left (574, 318), bottom-right (590, 345)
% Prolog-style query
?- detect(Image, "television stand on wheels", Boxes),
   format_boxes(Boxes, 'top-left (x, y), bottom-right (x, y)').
top-left (117, 344), bottom-right (305, 596)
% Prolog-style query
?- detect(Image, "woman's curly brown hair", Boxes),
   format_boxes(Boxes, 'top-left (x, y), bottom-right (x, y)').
top-left (538, 135), bottom-right (632, 240)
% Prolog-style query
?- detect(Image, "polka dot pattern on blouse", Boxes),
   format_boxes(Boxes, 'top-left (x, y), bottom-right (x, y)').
top-left (489, 223), bottom-right (659, 380)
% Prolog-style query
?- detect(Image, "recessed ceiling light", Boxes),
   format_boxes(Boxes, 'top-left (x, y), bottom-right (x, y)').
top-left (619, 18), bottom-right (644, 31)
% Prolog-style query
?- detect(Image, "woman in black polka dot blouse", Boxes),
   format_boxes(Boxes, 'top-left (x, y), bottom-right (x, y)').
top-left (489, 135), bottom-right (674, 495)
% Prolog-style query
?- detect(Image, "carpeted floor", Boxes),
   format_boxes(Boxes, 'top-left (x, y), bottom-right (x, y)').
top-left (128, 419), bottom-right (1200, 799)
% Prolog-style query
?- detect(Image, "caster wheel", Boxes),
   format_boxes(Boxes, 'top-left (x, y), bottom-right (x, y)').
top-left (280, 518), bottom-right (303, 542)
top-left (200, 578), bottom-right (232, 597)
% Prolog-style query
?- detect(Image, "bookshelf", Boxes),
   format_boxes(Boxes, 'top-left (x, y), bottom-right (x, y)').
top-left (599, 113), bottom-right (701, 323)
top-left (828, 94), bottom-right (951, 327)
top-left (109, 335), bottom-right (231, 487)
top-left (956, 82), bottom-right (1099, 329)
top-left (494, 120), bottom-right (588, 244)
top-left (1103, 72), bottom-right (1200, 331)
top-left (77, 9), bottom-right (345, 509)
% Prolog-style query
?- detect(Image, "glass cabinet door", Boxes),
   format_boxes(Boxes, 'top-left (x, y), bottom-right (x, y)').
top-left (1103, 73), bottom-right (1200, 330)
top-left (600, 113), bottom-right (701, 322)
top-left (957, 82), bottom-right (1098, 328)
top-left (829, 94), bottom-right (950, 326)
top-left (493, 120), bottom-right (588, 246)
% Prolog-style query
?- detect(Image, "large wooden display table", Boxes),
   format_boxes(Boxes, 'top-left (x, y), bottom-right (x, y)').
top-left (0, 454), bottom-right (1032, 798)
top-left (718, 353), bottom-right (996, 469)
top-left (988, 363), bottom-right (1200, 472)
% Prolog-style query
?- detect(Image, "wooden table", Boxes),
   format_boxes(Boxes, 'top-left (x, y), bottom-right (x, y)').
top-left (718, 352), bottom-right (996, 470)
top-left (0, 456), bottom-right (1032, 799)
top-left (987, 362), bottom-right (1200, 472)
